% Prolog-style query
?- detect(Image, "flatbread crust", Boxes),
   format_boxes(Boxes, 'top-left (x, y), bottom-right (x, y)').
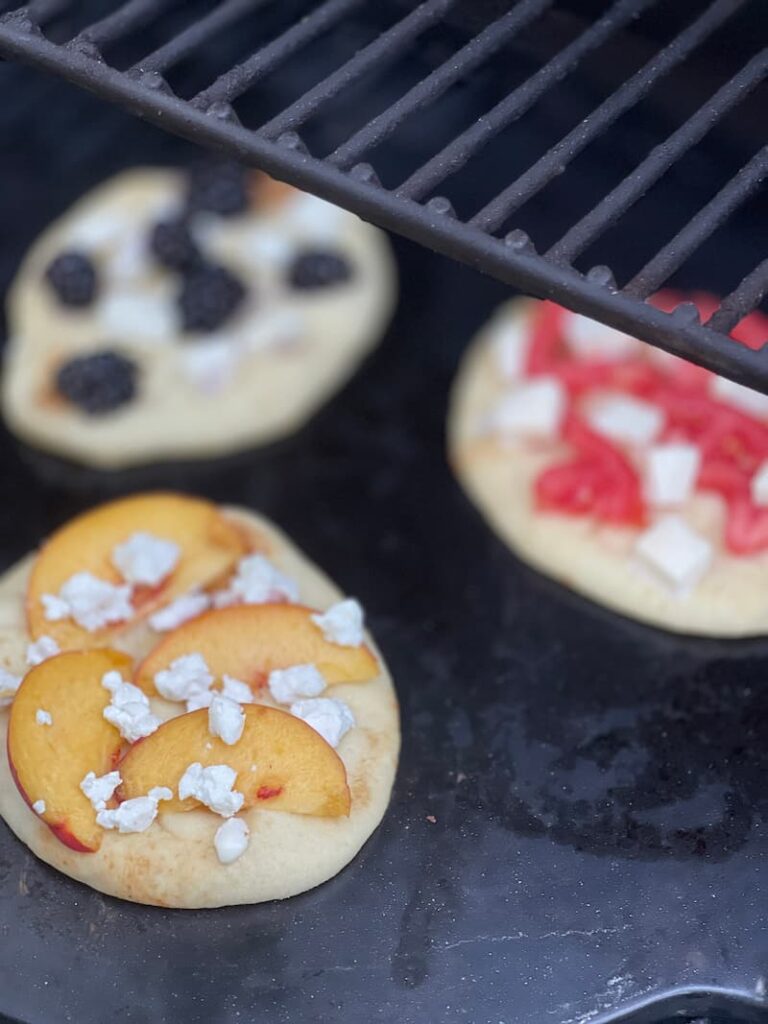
top-left (2, 169), bottom-right (397, 467)
top-left (0, 507), bottom-right (400, 907)
top-left (449, 298), bottom-right (768, 637)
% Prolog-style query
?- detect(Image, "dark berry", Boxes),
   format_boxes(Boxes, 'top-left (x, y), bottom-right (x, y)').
top-left (287, 249), bottom-right (353, 290)
top-left (55, 350), bottom-right (138, 415)
top-left (149, 218), bottom-right (201, 271)
top-left (177, 263), bottom-right (247, 333)
top-left (186, 160), bottom-right (249, 217)
top-left (45, 251), bottom-right (98, 307)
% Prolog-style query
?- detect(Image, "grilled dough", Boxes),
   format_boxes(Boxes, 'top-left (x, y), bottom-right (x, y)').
top-left (0, 508), bottom-right (400, 908)
top-left (2, 169), bottom-right (396, 468)
top-left (449, 298), bottom-right (768, 636)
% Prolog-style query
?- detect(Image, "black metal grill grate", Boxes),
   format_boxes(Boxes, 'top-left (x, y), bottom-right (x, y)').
top-left (0, 0), bottom-right (767, 387)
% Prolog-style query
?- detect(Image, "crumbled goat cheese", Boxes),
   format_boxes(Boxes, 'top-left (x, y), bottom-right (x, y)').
top-left (491, 318), bottom-right (529, 380)
top-left (102, 670), bottom-right (161, 742)
top-left (243, 308), bottom-right (304, 353)
top-left (644, 443), bottom-right (701, 507)
top-left (290, 698), bottom-right (355, 748)
top-left (68, 211), bottom-right (129, 250)
top-left (32, 800), bottom-right (46, 815)
top-left (214, 817), bottom-right (250, 865)
top-left (563, 313), bottom-right (640, 361)
top-left (208, 694), bottom-right (245, 746)
top-left (96, 787), bottom-right (172, 833)
top-left (0, 668), bottom-right (23, 708)
top-left (635, 515), bottom-right (713, 592)
top-left (186, 674), bottom-right (253, 713)
top-left (154, 653), bottom-right (214, 703)
top-left (181, 339), bottom-right (241, 395)
top-left (112, 532), bottom-right (180, 587)
top-left (712, 375), bottom-right (768, 418)
top-left (240, 226), bottom-right (293, 266)
top-left (751, 459), bottom-right (768, 506)
top-left (213, 554), bottom-right (298, 607)
top-left (311, 599), bottom-right (365, 647)
top-left (268, 664), bottom-right (327, 704)
top-left (149, 590), bottom-right (211, 632)
top-left (587, 394), bottom-right (663, 446)
top-left (80, 770), bottom-right (121, 812)
top-left (26, 634), bottom-right (60, 666)
top-left (286, 193), bottom-right (345, 239)
top-left (108, 231), bottom-right (148, 283)
top-left (99, 291), bottom-right (176, 342)
top-left (42, 572), bottom-right (133, 632)
top-left (35, 709), bottom-right (52, 726)
top-left (489, 377), bottom-right (565, 439)
top-left (178, 763), bottom-right (244, 817)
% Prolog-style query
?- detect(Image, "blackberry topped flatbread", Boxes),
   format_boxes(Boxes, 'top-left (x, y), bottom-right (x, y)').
top-left (3, 163), bottom-right (396, 467)
top-left (450, 292), bottom-right (768, 636)
top-left (0, 493), bottom-right (399, 907)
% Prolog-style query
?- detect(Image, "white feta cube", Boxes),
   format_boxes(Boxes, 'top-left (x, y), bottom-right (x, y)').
top-left (563, 313), bottom-right (640, 361)
top-left (644, 443), bottom-right (701, 507)
top-left (587, 394), bottom-right (663, 446)
top-left (635, 515), bottom-right (713, 592)
top-left (751, 459), bottom-right (768, 506)
top-left (490, 318), bottom-right (529, 380)
top-left (214, 817), bottom-right (250, 865)
top-left (712, 375), bottom-right (768, 418)
top-left (490, 377), bottom-right (565, 440)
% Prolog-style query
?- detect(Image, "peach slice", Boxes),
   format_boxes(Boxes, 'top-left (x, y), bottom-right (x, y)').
top-left (134, 604), bottom-right (378, 696)
top-left (119, 704), bottom-right (350, 816)
top-left (7, 649), bottom-right (133, 852)
top-left (27, 492), bottom-right (248, 649)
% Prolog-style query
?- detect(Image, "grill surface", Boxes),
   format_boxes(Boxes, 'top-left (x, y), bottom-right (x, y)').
top-left (0, 0), bottom-right (766, 388)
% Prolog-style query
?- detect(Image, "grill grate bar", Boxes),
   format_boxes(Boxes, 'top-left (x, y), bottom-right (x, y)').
top-left (134, 0), bottom-right (263, 76)
top-left (327, 0), bottom-right (555, 171)
top-left (72, 0), bottom-right (168, 49)
top-left (258, 0), bottom-right (456, 141)
top-left (192, 0), bottom-right (362, 110)
top-left (547, 45), bottom-right (768, 265)
top-left (626, 144), bottom-right (768, 298)
top-left (707, 258), bottom-right (768, 332)
top-left (395, 0), bottom-right (658, 201)
top-left (470, 0), bottom-right (745, 233)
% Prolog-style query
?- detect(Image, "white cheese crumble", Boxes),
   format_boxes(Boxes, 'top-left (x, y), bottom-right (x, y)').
top-left (644, 443), bottom-right (701, 507)
top-left (35, 709), bottom-right (52, 726)
top-left (490, 318), bottom-right (529, 380)
top-left (751, 459), bottom-right (768, 506)
top-left (213, 554), bottom-right (298, 607)
top-left (0, 668), bottom-right (23, 708)
top-left (181, 338), bottom-right (241, 395)
top-left (311, 599), bottom-right (365, 647)
top-left (96, 787), bottom-right (172, 833)
top-left (32, 799), bottom-right (46, 815)
top-left (186, 675), bottom-right (253, 713)
top-left (102, 670), bottom-right (161, 743)
top-left (240, 226), bottom-right (293, 266)
top-left (178, 763), bottom-right (244, 817)
top-left (80, 770), bottom-right (121, 812)
top-left (286, 193), bottom-right (346, 239)
top-left (214, 817), bottom-right (250, 865)
top-left (42, 572), bottom-right (133, 632)
top-left (243, 308), bottom-right (305, 354)
top-left (112, 532), bottom-right (180, 587)
top-left (290, 697), bottom-right (355, 748)
top-left (67, 210), bottom-right (129, 250)
top-left (587, 394), bottom-right (663, 447)
top-left (98, 290), bottom-right (176, 343)
top-left (154, 653), bottom-right (214, 703)
top-left (712, 375), bottom-right (768, 418)
top-left (208, 694), bottom-right (245, 746)
top-left (149, 590), bottom-right (211, 632)
top-left (563, 313), bottom-right (640, 361)
top-left (635, 515), bottom-right (713, 592)
top-left (489, 377), bottom-right (566, 439)
top-left (268, 664), bottom-right (326, 704)
top-left (26, 634), bottom-right (60, 666)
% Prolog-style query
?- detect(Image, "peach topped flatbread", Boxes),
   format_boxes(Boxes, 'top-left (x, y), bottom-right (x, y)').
top-left (450, 293), bottom-right (768, 636)
top-left (0, 494), bottom-right (399, 907)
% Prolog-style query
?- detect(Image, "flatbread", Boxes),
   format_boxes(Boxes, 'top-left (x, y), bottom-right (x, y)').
top-left (2, 169), bottom-right (397, 467)
top-left (449, 298), bottom-right (768, 637)
top-left (0, 507), bottom-right (400, 907)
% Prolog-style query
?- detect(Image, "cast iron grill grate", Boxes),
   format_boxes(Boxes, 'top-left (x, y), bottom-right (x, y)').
top-left (0, 0), bottom-right (766, 386)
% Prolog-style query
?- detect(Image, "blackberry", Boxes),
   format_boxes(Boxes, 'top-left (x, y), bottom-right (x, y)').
top-left (186, 159), bottom-right (249, 217)
top-left (149, 218), bottom-right (201, 271)
top-left (45, 251), bottom-right (98, 307)
top-left (287, 249), bottom-right (353, 290)
top-left (56, 350), bottom-right (138, 415)
top-left (177, 263), bottom-right (247, 333)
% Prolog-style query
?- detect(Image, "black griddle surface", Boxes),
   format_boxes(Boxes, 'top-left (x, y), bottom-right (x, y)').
top-left (0, 40), bottom-right (767, 1024)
